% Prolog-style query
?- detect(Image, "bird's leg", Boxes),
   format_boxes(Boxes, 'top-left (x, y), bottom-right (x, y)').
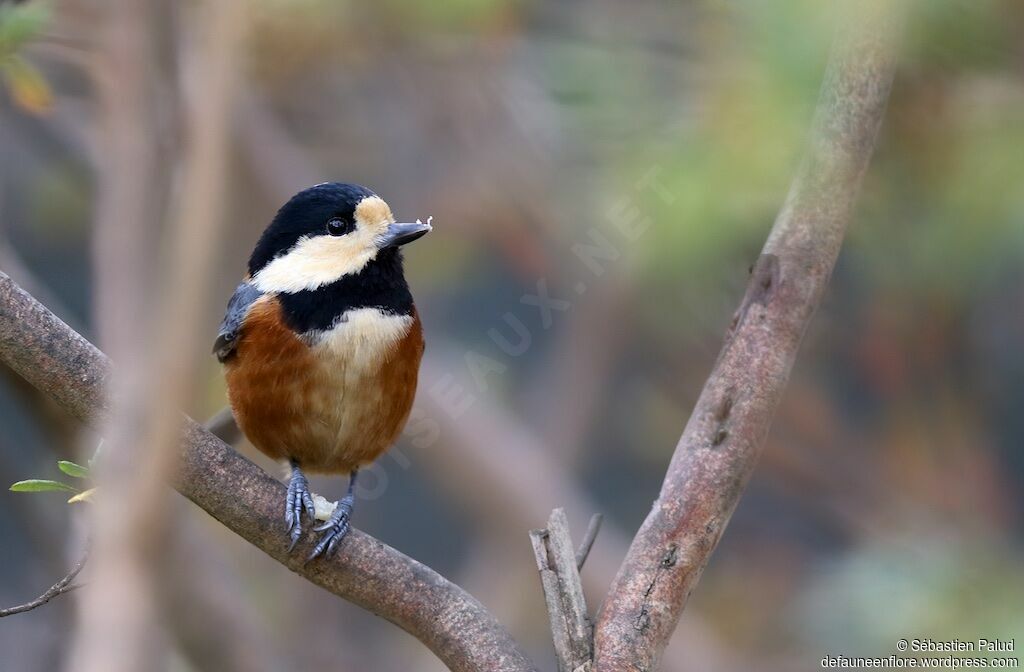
top-left (285, 459), bottom-right (316, 551)
top-left (309, 469), bottom-right (358, 560)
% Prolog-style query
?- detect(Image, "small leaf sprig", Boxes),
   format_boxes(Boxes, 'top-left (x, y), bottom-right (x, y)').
top-left (10, 444), bottom-right (99, 504)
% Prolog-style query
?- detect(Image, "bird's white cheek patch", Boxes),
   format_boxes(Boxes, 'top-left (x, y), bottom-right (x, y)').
top-left (251, 232), bottom-right (376, 294)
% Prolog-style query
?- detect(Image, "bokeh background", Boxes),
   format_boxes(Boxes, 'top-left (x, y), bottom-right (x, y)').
top-left (1, 0), bottom-right (1022, 670)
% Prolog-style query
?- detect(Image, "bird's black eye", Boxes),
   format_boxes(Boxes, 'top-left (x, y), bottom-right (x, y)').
top-left (326, 218), bottom-right (350, 236)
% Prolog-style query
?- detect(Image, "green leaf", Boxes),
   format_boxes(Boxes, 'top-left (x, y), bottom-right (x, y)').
top-left (57, 460), bottom-right (90, 479)
top-left (10, 479), bottom-right (80, 494)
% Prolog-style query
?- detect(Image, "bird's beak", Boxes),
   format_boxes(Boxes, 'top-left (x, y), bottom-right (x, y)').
top-left (378, 219), bottom-right (432, 249)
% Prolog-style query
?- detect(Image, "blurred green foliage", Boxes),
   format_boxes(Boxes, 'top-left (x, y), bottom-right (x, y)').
top-left (0, 2), bottom-right (51, 115)
top-left (798, 539), bottom-right (1024, 656)
top-left (550, 0), bottom-right (1024, 306)
top-left (0, 2), bottom-right (48, 52)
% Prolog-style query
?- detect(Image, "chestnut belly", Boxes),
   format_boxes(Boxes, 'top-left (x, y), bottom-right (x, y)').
top-left (225, 301), bottom-right (423, 474)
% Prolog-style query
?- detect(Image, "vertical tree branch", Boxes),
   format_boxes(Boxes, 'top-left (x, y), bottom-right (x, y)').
top-left (530, 508), bottom-right (594, 672)
top-left (72, 2), bottom-right (246, 670)
top-left (593, 5), bottom-right (902, 671)
top-left (72, 1), bottom-right (180, 668)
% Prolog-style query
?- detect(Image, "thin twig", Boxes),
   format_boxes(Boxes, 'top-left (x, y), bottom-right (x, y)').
top-left (592, 4), bottom-right (903, 671)
top-left (530, 508), bottom-right (592, 672)
top-left (0, 548), bottom-right (88, 618)
top-left (575, 513), bottom-right (603, 571)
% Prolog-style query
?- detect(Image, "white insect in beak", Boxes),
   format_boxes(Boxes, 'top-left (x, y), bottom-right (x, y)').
top-left (377, 216), bottom-right (433, 249)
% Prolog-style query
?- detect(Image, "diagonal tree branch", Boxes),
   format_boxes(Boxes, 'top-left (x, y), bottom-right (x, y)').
top-left (0, 269), bottom-right (537, 672)
top-left (593, 5), bottom-right (902, 671)
top-left (0, 548), bottom-right (88, 618)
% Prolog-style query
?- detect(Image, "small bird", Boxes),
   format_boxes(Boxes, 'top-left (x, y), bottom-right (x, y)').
top-left (214, 182), bottom-right (430, 558)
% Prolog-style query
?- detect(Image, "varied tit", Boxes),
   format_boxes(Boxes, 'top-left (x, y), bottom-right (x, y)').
top-left (214, 182), bottom-right (430, 559)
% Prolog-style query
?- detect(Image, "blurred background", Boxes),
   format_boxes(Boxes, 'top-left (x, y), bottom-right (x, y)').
top-left (1, 0), bottom-right (1022, 670)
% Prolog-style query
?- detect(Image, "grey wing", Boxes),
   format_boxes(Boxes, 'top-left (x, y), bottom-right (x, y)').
top-left (213, 282), bottom-right (263, 363)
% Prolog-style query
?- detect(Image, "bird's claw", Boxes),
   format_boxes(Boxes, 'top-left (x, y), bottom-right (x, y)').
top-left (308, 499), bottom-right (353, 560)
top-left (285, 466), bottom-right (316, 552)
